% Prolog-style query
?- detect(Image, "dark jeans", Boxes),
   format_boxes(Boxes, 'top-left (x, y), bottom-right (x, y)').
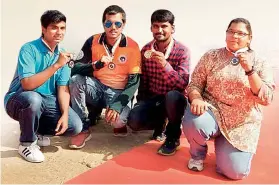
top-left (69, 75), bottom-right (131, 131)
top-left (5, 91), bottom-right (83, 143)
top-left (128, 90), bottom-right (187, 140)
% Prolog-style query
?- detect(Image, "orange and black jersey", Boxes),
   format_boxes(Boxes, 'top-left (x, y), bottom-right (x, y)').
top-left (71, 33), bottom-right (141, 113)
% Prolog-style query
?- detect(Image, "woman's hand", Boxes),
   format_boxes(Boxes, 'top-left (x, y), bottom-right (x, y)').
top-left (237, 51), bottom-right (254, 72)
top-left (191, 98), bottom-right (208, 116)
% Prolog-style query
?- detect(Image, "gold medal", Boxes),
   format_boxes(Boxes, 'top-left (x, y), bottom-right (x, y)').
top-left (144, 50), bottom-right (153, 59)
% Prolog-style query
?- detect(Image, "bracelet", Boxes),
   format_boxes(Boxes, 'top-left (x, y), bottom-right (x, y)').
top-left (245, 66), bottom-right (255, 76)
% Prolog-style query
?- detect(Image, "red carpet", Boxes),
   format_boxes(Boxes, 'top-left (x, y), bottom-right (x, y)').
top-left (66, 90), bottom-right (279, 184)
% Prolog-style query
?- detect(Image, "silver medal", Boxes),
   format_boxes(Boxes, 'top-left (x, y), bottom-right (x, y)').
top-left (231, 57), bottom-right (239, 66)
top-left (68, 60), bottom-right (75, 68)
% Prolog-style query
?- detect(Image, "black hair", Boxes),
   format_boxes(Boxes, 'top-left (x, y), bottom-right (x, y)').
top-left (151, 9), bottom-right (175, 25)
top-left (227, 18), bottom-right (252, 49)
top-left (41, 10), bottom-right (66, 37)
top-left (227, 18), bottom-right (252, 35)
top-left (102, 5), bottom-right (126, 24)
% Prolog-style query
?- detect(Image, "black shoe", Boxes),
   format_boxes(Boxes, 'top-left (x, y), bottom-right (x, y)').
top-left (150, 132), bottom-right (166, 142)
top-left (157, 139), bottom-right (180, 156)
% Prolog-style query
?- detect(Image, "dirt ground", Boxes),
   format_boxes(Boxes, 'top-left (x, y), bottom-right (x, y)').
top-left (1, 119), bottom-right (152, 184)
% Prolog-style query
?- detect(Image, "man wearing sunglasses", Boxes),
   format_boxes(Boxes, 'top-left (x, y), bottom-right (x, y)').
top-left (128, 9), bottom-right (190, 156)
top-left (69, 5), bottom-right (141, 149)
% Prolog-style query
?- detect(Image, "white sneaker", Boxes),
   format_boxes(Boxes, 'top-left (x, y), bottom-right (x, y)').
top-left (18, 143), bottom-right (45, 163)
top-left (188, 158), bottom-right (204, 171)
top-left (37, 135), bottom-right (50, 147)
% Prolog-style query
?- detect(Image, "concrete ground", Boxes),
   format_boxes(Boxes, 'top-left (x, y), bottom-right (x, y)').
top-left (1, 117), bottom-right (152, 184)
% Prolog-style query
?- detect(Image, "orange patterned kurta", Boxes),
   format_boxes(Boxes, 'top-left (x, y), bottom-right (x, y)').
top-left (187, 48), bottom-right (275, 153)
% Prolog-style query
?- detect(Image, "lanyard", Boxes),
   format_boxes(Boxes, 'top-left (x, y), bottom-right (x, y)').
top-left (102, 36), bottom-right (122, 60)
top-left (226, 47), bottom-right (248, 57)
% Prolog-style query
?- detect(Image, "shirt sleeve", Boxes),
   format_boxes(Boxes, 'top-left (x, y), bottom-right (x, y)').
top-left (71, 36), bottom-right (94, 76)
top-left (251, 59), bottom-right (276, 105)
top-left (57, 65), bottom-right (71, 86)
top-left (162, 47), bottom-right (191, 91)
top-left (17, 45), bottom-right (36, 80)
top-left (109, 74), bottom-right (140, 113)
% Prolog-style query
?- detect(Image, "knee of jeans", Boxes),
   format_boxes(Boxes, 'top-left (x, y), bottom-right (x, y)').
top-left (66, 111), bottom-right (83, 135)
top-left (26, 92), bottom-right (43, 113)
top-left (165, 90), bottom-right (183, 104)
top-left (127, 112), bottom-right (142, 131)
top-left (182, 110), bottom-right (199, 129)
top-left (67, 121), bottom-right (83, 136)
top-left (217, 162), bottom-right (250, 180)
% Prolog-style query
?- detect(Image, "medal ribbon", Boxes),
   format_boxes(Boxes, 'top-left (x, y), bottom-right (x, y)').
top-left (226, 46), bottom-right (249, 58)
top-left (103, 35), bottom-right (122, 60)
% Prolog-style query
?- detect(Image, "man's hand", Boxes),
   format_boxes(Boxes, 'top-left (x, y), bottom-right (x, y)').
top-left (55, 52), bottom-right (73, 69)
top-left (105, 107), bottom-right (120, 124)
top-left (55, 114), bottom-right (68, 135)
top-left (100, 55), bottom-right (112, 66)
top-left (190, 98), bottom-right (208, 116)
top-left (151, 51), bottom-right (167, 67)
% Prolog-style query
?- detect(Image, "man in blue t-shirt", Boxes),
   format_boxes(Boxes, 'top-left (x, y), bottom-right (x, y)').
top-left (4, 10), bottom-right (82, 163)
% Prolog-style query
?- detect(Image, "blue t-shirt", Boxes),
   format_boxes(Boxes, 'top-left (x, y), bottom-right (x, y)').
top-left (4, 38), bottom-right (71, 108)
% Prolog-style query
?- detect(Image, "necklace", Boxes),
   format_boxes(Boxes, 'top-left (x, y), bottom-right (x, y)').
top-left (226, 47), bottom-right (249, 66)
top-left (144, 38), bottom-right (174, 59)
top-left (103, 36), bottom-right (121, 70)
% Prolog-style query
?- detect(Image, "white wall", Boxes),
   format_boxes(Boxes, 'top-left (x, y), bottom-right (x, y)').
top-left (1, 0), bottom-right (279, 149)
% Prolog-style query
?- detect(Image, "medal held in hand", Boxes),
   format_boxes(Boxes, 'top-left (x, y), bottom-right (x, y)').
top-left (68, 60), bottom-right (75, 68)
top-left (231, 57), bottom-right (240, 66)
top-left (226, 47), bottom-right (249, 66)
top-left (67, 51), bottom-right (84, 68)
top-left (144, 38), bottom-right (174, 60)
top-left (67, 54), bottom-right (75, 68)
top-left (144, 50), bottom-right (153, 59)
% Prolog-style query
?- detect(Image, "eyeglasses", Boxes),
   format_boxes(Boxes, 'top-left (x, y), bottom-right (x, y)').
top-left (104, 21), bottom-right (123, 28)
top-left (226, 30), bottom-right (249, 38)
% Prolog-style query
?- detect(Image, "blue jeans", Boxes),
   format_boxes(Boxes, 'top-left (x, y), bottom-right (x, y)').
top-left (69, 75), bottom-right (131, 131)
top-left (182, 101), bottom-right (253, 180)
top-left (5, 91), bottom-right (83, 143)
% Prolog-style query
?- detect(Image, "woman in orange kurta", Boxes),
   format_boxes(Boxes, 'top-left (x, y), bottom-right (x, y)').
top-left (182, 18), bottom-right (275, 180)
